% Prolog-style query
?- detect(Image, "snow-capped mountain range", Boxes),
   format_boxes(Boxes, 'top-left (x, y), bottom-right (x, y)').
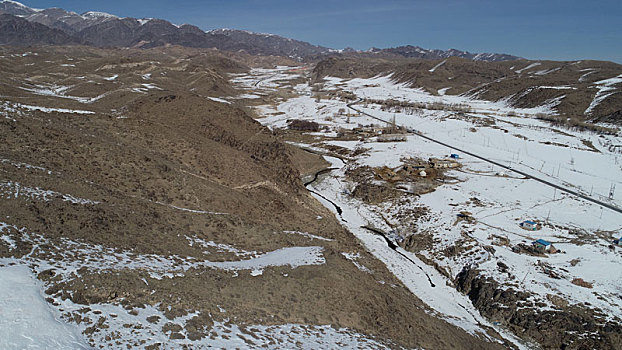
top-left (371, 45), bottom-right (520, 62)
top-left (0, 0), bottom-right (520, 61)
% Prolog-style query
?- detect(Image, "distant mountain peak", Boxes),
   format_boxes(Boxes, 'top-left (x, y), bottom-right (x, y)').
top-left (81, 11), bottom-right (118, 20)
top-left (0, 0), bottom-right (41, 14)
top-left (0, 1), bottom-right (522, 62)
top-left (1, 0), bottom-right (32, 8)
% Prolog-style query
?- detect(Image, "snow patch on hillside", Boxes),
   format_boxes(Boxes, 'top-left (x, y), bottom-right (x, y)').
top-left (207, 96), bottom-right (231, 104)
top-left (0, 180), bottom-right (100, 205)
top-left (585, 74), bottom-right (622, 115)
top-left (82, 11), bottom-right (118, 19)
top-left (429, 59), bottom-right (447, 73)
top-left (0, 222), bottom-right (325, 280)
top-left (515, 62), bottom-right (541, 74)
top-left (0, 264), bottom-right (89, 349)
top-left (283, 230), bottom-right (334, 241)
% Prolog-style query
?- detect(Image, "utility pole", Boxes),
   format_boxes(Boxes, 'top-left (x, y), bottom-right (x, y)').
top-left (391, 114), bottom-right (396, 134)
top-left (521, 269), bottom-right (530, 285)
top-left (546, 209), bottom-right (551, 223)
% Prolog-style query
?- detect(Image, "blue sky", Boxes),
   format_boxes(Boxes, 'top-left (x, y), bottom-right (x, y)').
top-left (19, 0), bottom-right (622, 63)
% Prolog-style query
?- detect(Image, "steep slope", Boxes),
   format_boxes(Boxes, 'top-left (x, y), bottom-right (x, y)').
top-left (0, 14), bottom-right (83, 46)
top-left (25, 8), bottom-right (119, 33)
top-left (0, 0), bottom-right (35, 15)
top-left (203, 29), bottom-right (330, 58)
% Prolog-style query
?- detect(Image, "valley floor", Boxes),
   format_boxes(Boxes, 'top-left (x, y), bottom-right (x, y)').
top-left (241, 66), bottom-right (622, 349)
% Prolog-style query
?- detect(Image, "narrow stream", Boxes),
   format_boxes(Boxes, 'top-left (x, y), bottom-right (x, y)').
top-left (303, 154), bottom-right (436, 288)
top-left (362, 226), bottom-right (436, 288)
top-left (304, 167), bottom-right (346, 221)
top-left (303, 155), bottom-right (348, 221)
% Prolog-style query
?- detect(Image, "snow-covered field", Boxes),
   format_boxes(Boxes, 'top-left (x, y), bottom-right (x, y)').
top-left (244, 68), bottom-right (622, 346)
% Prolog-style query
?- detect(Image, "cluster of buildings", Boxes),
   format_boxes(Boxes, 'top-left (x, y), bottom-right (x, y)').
top-left (518, 220), bottom-right (562, 254)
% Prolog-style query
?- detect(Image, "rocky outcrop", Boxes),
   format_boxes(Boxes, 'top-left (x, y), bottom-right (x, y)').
top-left (455, 267), bottom-right (622, 349)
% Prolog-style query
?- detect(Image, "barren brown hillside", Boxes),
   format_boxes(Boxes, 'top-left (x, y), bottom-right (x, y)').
top-left (0, 46), bottom-right (511, 349)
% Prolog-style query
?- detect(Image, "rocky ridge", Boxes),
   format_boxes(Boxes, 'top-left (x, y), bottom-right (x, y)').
top-left (1, 0), bottom-right (521, 62)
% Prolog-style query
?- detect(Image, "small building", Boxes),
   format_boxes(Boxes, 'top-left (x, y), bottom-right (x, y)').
top-left (614, 237), bottom-right (622, 245)
top-left (450, 153), bottom-right (460, 159)
top-left (428, 158), bottom-right (459, 169)
top-left (402, 163), bottom-right (426, 175)
top-left (520, 220), bottom-right (538, 231)
top-left (352, 125), bottom-right (383, 138)
top-left (533, 239), bottom-right (553, 252)
top-left (419, 170), bottom-right (427, 177)
top-left (377, 134), bottom-right (407, 142)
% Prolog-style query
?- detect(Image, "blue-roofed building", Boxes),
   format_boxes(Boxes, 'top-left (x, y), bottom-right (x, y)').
top-left (450, 153), bottom-right (460, 159)
top-left (533, 239), bottom-right (553, 252)
top-left (520, 220), bottom-right (538, 230)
